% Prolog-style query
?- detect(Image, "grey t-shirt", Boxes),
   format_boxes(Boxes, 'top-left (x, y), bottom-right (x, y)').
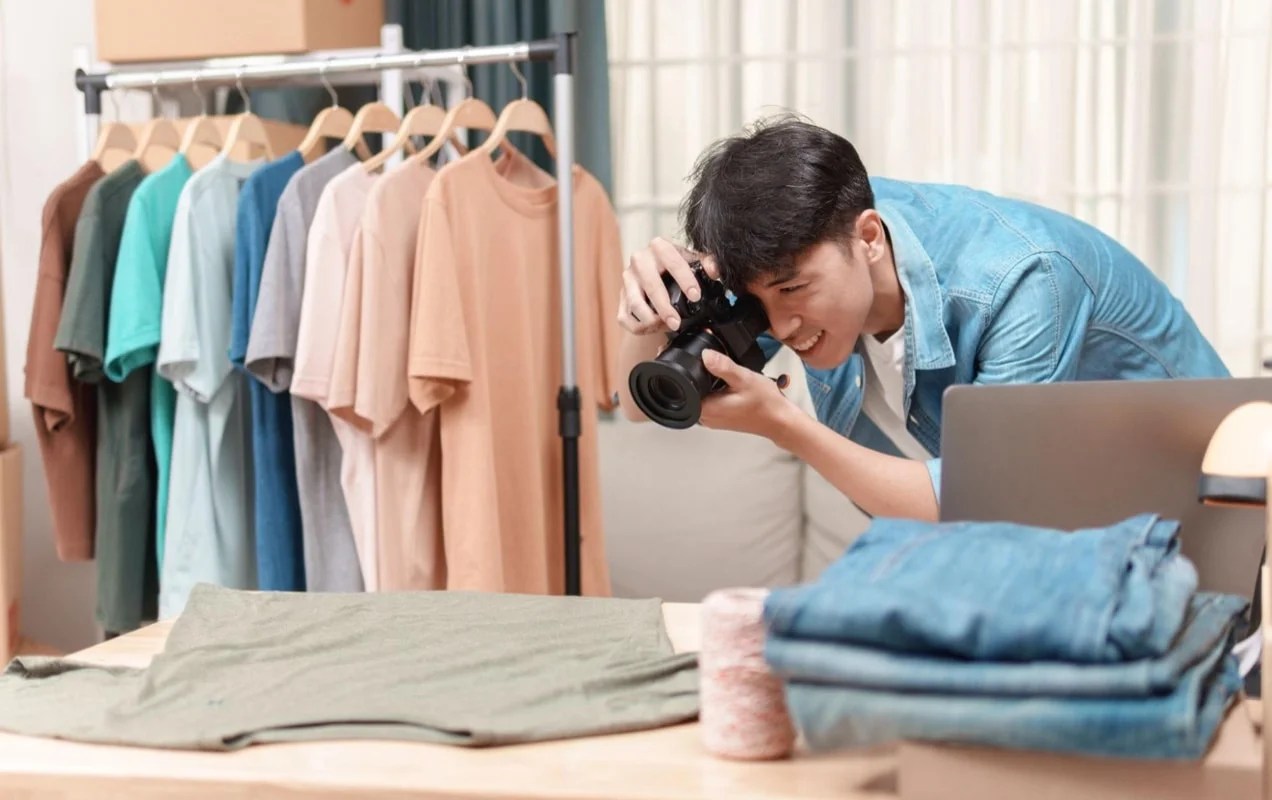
top-left (0, 583), bottom-right (699, 749)
top-left (246, 147), bottom-right (362, 592)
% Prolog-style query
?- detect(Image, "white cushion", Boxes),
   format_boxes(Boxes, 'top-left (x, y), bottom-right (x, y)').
top-left (598, 412), bottom-right (804, 602)
top-left (766, 347), bottom-right (871, 579)
top-left (801, 467), bottom-right (871, 580)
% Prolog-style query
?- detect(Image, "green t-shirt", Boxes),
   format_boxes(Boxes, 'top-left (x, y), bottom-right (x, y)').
top-left (104, 154), bottom-right (194, 574)
top-left (0, 584), bottom-right (699, 749)
top-left (53, 159), bottom-right (158, 634)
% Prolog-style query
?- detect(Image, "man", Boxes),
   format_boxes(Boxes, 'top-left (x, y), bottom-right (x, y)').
top-left (616, 115), bottom-right (1229, 522)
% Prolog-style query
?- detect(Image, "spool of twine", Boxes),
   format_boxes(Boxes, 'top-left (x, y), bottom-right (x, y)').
top-left (699, 587), bottom-right (796, 760)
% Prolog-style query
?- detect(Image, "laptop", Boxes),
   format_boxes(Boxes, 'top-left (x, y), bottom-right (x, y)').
top-left (939, 377), bottom-right (1272, 597)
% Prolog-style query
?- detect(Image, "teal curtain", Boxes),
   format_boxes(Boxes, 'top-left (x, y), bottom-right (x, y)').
top-left (390, 0), bottom-right (614, 198)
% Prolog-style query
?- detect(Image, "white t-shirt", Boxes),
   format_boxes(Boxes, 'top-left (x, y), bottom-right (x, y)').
top-left (156, 154), bottom-right (261, 619)
top-left (860, 326), bottom-right (931, 460)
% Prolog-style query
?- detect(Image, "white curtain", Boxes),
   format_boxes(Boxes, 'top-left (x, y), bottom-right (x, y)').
top-left (607, 0), bottom-right (1272, 376)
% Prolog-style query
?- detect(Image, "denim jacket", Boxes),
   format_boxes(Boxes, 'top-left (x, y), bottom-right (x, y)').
top-left (760, 177), bottom-right (1230, 498)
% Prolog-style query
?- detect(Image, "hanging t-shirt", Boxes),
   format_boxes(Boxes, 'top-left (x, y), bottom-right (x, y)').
top-left (53, 159), bottom-right (159, 634)
top-left (407, 150), bottom-right (624, 596)
top-left (103, 153), bottom-right (194, 575)
top-left (859, 325), bottom-right (931, 460)
top-left (24, 160), bottom-right (103, 563)
top-left (326, 159), bottom-right (443, 590)
top-left (292, 163), bottom-right (378, 590)
top-left (157, 154), bottom-right (261, 620)
top-left (230, 151), bottom-right (305, 592)
top-left (245, 147), bottom-right (363, 593)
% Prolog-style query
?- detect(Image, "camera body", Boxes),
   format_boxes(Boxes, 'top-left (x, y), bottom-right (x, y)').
top-left (628, 262), bottom-right (771, 428)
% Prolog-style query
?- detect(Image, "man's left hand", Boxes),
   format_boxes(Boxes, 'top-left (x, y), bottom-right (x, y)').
top-left (698, 349), bottom-right (795, 439)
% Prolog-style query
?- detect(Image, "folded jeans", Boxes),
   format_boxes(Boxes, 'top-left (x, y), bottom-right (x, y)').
top-left (764, 593), bottom-right (1247, 698)
top-left (781, 615), bottom-right (1244, 760)
top-left (764, 513), bottom-right (1197, 664)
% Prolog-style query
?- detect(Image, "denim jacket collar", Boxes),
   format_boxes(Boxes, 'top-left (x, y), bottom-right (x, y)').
top-left (878, 199), bottom-right (957, 374)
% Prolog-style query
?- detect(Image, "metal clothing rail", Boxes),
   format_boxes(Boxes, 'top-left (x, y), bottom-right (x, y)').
top-left (74, 30), bottom-right (586, 597)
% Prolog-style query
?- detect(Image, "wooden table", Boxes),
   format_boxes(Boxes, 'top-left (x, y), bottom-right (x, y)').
top-left (0, 603), bottom-right (899, 799)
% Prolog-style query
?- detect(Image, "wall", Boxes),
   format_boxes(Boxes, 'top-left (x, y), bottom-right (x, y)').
top-left (0, 0), bottom-right (102, 651)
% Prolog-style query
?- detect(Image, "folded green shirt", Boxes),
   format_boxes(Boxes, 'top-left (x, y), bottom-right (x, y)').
top-left (0, 584), bottom-right (699, 749)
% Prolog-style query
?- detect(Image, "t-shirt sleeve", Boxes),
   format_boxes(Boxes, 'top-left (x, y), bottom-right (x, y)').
top-left (157, 191), bottom-right (222, 402)
top-left (407, 194), bottom-right (472, 416)
top-left (245, 194), bottom-right (299, 392)
top-left (326, 224), bottom-right (372, 432)
top-left (592, 194), bottom-right (625, 412)
top-left (356, 225), bottom-right (409, 439)
top-left (291, 194), bottom-right (345, 405)
top-left (26, 217), bottom-right (76, 431)
top-left (53, 204), bottom-right (106, 384)
top-left (104, 191), bottom-right (163, 382)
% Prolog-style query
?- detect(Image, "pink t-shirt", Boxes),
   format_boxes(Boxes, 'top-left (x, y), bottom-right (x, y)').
top-left (291, 164), bottom-right (379, 590)
top-left (327, 159), bottom-right (444, 590)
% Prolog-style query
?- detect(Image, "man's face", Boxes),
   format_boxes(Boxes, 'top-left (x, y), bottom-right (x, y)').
top-left (745, 237), bottom-right (875, 370)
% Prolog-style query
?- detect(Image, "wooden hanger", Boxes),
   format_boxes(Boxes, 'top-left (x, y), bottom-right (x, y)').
top-left (297, 62), bottom-right (367, 163)
top-left (475, 62), bottom-right (557, 160)
top-left (90, 89), bottom-right (137, 170)
top-left (91, 122), bottom-right (137, 167)
top-left (133, 79), bottom-right (182, 171)
top-left (340, 100), bottom-right (403, 156)
top-left (411, 96), bottom-right (496, 166)
top-left (178, 77), bottom-right (223, 168)
top-left (360, 68), bottom-right (463, 173)
top-left (360, 101), bottom-right (446, 173)
top-left (408, 55), bottom-right (498, 166)
top-left (221, 69), bottom-right (276, 162)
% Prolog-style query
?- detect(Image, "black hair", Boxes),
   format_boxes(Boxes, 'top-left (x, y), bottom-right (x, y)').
top-left (680, 113), bottom-right (875, 293)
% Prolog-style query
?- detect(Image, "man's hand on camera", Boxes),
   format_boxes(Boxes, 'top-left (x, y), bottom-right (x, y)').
top-left (617, 237), bottom-right (718, 336)
top-left (698, 349), bottom-right (795, 439)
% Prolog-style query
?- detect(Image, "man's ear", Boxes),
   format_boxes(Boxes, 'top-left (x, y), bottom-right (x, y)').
top-left (855, 210), bottom-right (887, 263)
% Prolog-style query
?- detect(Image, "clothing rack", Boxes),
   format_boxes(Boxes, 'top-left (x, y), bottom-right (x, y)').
top-left (73, 26), bottom-right (586, 597)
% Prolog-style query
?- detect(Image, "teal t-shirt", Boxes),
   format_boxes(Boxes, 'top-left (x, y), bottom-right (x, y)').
top-left (104, 153), bottom-right (194, 572)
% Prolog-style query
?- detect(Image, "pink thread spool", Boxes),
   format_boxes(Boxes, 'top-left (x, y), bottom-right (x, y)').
top-left (700, 588), bottom-right (796, 760)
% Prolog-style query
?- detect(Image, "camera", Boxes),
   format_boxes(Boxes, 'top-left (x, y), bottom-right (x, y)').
top-left (628, 261), bottom-right (771, 429)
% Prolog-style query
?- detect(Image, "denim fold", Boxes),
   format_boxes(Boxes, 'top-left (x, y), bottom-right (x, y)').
top-left (779, 624), bottom-right (1242, 760)
top-left (765, 593), bottom-right (1245, 698)
top-left (763, 513), bottom-right (1198, 664)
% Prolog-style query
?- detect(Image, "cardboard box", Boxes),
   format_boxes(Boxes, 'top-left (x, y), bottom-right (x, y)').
top-left (94, 0), bottom-right (384, 63)
top-left (0, 446), bottom-right (22, 663)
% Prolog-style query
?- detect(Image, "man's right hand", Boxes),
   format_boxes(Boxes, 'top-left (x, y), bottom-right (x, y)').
top-left (616, 237), bottom-right (719, 336)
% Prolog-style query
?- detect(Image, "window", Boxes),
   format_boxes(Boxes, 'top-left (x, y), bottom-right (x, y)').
top-left (607, 0), bottom-right (1272, 376)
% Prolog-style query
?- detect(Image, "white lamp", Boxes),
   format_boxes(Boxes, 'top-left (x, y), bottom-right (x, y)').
top-left (1199, 401), bottom-right (1272, 798)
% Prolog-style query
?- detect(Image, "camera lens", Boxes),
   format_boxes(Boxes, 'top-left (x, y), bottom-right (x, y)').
top-left (649, 375), bottom-right (686, 410)
top-left (628, 329), bottom-right (725, 428)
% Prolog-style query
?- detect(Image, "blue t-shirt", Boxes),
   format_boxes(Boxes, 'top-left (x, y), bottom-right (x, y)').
top-left (231, 150), bottom-right (306, 591)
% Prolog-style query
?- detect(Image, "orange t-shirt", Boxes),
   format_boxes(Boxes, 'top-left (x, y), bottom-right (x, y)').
top-left (408, 150), bottom-right (623, 596)
top-left (327, 159), bottom-right (444, 590)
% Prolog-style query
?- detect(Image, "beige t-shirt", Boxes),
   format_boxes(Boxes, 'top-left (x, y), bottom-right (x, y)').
top-left (408, 149), bottom-right (624, 596)
top-left (291, 164), bottom-right (379, 590)
top-left (327, 159), bottom-right (442, 590)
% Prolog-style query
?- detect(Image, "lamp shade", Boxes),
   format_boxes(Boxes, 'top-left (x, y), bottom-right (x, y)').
top-left (1199, 401), bottom-right (1272, 507)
